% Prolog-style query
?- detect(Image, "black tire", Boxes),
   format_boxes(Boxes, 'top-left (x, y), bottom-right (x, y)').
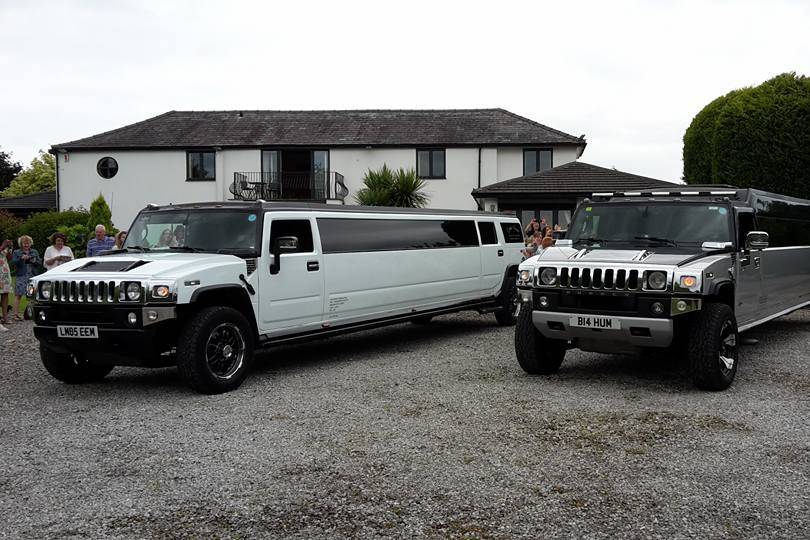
top-left (411, 315), bottom-right (434, 325)
top-left (176, 306), bottom-right (255, 394)
top-left (688, 303), bottom-right (738, 391)
top-left (40, 345), bottom-right (113, 384)
top-left (495, 277), bottom-right (519, 326)
top-left (514, 306), bottom-right (566, 374)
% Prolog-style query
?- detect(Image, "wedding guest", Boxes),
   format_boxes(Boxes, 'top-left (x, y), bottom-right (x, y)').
top-left (86, 224), bottom-right (115, 256)
top-left (44, 233), bottom-right (74, 270)
top-left (11, 235), bottom-right (41, 321)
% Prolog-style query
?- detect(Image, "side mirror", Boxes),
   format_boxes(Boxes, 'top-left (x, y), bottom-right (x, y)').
top-left (270, 236), bottom-right (299, 275)
top-left (701, 241), bottom-right (733, 251)
top-left (745, 231), bottom-right (769, 250)
top-left (555, 239), bottom-right (573, 247)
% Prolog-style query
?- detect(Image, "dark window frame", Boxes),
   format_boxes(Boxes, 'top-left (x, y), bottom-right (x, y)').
top-left (269, 218), bottom-right (315, 254)
top-left (477, 221), bottom-right (499, 245)
top-left (416, 148), bottom-right (446, 179)
top-left (186, 151), bottom-right (216, 182)
top-left (96, 156), bottom-right (119, 179)
top-left (522, 148), bottom-right (553, 176)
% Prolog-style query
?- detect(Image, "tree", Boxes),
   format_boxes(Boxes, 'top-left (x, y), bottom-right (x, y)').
top-left (86, 194), bottom-right (116, 232)
top-left (355, 165), bottom-right (429, 207)
top-left (683, 72), bottom-right (810, 198)
top-left (1, 150), bottom-right (56, 198)
top-left (0, 148), bottom-right (22, 192)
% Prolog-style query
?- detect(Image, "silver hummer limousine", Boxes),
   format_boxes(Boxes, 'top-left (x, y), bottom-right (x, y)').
top-left (514, 187), bottom-right (810, 390)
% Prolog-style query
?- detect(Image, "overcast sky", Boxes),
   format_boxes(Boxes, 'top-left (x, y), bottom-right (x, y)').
top-left (1, 0), bottom-right (808, 182)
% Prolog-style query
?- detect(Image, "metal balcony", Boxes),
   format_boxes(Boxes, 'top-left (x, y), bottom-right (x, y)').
top-left (230, 171), bottom-right (348, 202)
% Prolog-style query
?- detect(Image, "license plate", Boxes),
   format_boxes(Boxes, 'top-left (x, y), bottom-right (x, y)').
top-left (57, 325), bottom-right (98, 339)
top-left (569, 315), bottom-right (621, 330)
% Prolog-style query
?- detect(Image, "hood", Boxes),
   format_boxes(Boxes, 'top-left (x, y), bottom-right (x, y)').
top-left (38, 252), bottom-right (246, 282)
top-left (531, 246), bottom-right (699, 266)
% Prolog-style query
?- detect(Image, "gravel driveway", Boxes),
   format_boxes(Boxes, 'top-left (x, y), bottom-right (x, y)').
top-left (1, 310), bottom-right (808, 539)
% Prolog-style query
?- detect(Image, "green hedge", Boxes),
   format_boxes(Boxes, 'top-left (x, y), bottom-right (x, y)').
top-left (19, 209), bottom-right (91, 257)
top-left (0, 210), bottom-right (22, 246)
top-left (683, 72), bottom-right (810, 199)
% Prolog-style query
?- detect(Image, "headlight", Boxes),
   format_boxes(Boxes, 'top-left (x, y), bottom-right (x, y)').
top-left (151, 284), bottom-right (175, 301)
top-left (646, 271), bottom-right (667, 290)
top-left (38, 281), bottom-right (51, 300)
top-left (121, 282), bottom-right (142, 302)
top-left (539, 267), bottom-right (557, 286)
top-left (27, 282), bottom-right (36, 298)
top-left (518, 270), bottom-right (532, 284)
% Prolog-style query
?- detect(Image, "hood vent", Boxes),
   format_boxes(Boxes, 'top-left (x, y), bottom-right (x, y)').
top-left (73, 260), bottom-right (149, 273)
top-left (245, 258), bottom-right (257, 275)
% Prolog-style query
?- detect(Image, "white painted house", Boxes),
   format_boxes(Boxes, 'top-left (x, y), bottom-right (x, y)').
top-left (51, 109), bottom-right (586, 228)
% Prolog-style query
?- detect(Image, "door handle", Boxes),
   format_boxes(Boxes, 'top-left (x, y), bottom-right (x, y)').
top-left (754, 256), bottom-right (761, 269)
top-left (497, 249), bottom-right (504, 257)
top-left (307, 261), bottom-right (320, 272)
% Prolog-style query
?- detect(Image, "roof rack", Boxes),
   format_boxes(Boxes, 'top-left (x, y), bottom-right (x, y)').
top-left (591, 189), bottom-right (740, 201)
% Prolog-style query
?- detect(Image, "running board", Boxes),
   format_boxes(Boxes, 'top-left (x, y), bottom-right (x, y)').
top-left (738, 300), bottom-right (810, 332)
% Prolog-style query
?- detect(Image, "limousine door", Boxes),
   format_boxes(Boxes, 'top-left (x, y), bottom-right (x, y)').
top-left (259, 215), bottom-right (324, 333)
top-left (734, 210), bottom-right (762, 326)
top-left (477, 221), bottom-right (503, 295)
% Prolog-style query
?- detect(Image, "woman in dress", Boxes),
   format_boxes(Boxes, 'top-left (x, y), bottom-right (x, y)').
top-left (11, 235), bottom-right (41, 321)
top-left (43, 232), bottom-right (74, 271)
top-left (0, 239), bottom-right (12, 331)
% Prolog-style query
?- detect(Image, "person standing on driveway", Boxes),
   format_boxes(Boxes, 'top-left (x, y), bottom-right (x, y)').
top-left (0, 239), bottom-right (12, 331)
top-left (43, 232), bottom-right (74, 270)
top-left (86, 224), bottom-right (115, 257)
top-left (11, 235), bottom-right (41, 321)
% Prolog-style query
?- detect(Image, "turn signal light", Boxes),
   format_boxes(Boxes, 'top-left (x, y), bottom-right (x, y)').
top-left (680, 276), bottom-right (697, 288)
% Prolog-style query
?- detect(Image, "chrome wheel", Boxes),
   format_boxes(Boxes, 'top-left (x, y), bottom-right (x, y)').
top-left (718, 320), bottom-right (737, 374)
top-left (205, 323), bottom-right (245, 379)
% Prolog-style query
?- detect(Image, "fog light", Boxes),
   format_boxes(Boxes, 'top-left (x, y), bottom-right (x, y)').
top-left (538, 296), bottom-right (549, 308)
top-left (676, 300), bottom-right (688, 312)
top-left (38, 310), bottom-right (46, 322)
top-left (127, 312), bottom-right (138, 326)
top-left (147, 310), bottom-right (158, 322)
top-left (651, 302), bottom-right (665, 315)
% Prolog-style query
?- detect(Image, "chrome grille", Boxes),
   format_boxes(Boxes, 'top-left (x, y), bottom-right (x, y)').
top-left (51, 280), bottom-right (120, 303)
top-left (543, 266), bottom-right (667, 292)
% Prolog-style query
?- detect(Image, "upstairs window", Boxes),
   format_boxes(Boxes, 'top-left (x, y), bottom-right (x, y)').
top-left (417, 149), bottom-right (446, 179)
top-left (187, 151), bottom-right (216, 181)
top-left (96, 157), bottom-right (118, 179)
top-left (523, 148), bottom-right (553, 175)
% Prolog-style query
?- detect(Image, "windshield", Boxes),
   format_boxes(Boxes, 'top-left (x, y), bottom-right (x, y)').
top-left (125, 210), bottom-right (260, 254)
top-left (567, 203), bottom-right (732, 247)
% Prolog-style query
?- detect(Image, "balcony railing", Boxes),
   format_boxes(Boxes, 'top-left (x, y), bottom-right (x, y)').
top-left (230, 171), bottom-right (348, 202)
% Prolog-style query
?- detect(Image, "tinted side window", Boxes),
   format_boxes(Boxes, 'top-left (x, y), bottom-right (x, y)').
top-left (737, 212), bottom-right (755, 248)
top-left (270, 219), bottom-right (314, 253)
top-left (318, 218), bottom-right (479, 253)
top-left (500, 222), bottom-right (524, 244)
top-left (756, 216), bottom-right (810, 248)
top-left (478, 222), bottom-right (498, 245)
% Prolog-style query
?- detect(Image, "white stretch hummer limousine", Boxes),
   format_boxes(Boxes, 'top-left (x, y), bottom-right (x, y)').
top-left (514, 187), bottom-right (810, 390)
top-left (30, 202), bottom-right (525, 393)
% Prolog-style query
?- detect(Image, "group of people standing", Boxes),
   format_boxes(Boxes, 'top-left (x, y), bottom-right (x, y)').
top-left (521, 217), bottom-right (560, 258)
top-left (0, 224), bottom-right (127, 332)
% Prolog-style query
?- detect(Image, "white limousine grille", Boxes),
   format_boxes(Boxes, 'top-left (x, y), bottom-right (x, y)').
top-left (544, 267), bottom-right (664, 291)
top-left (50, 280), bottom-right (121, 303)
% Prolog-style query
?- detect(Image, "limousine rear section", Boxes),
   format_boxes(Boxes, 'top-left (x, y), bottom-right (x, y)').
top-left (29, 201), bottom-right (526, 394)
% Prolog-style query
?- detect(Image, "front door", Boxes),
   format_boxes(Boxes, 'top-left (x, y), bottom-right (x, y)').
top-left (734, 210), bottom-right (762, 327)
top-left (477, 220), bottom-right (503, 295)
top-left (259, 214), bottom-right (324, 333)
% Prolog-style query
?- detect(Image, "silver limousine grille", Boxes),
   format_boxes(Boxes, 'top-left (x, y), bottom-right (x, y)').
top-left (51, 280), bottom-right (121, 303)
top-left (541, 266), bottom-right (669, 292)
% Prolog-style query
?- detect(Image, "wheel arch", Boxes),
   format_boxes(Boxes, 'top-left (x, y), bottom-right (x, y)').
top-left (705, 280), bottom-right (735, 309)
top-left (183, 285), bottom-right (259, 338)
top-left (496, 264), bottom-right (520, 302)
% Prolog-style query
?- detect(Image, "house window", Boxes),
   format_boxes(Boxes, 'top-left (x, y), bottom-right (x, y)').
top-left (417, 149), bottom-right (446, 179)
top-left (96, 157), bottom-right (118, 179)
top-left (187, 151), bottom-right (216, 181)
top-left (523, 148), bottom-right (553, 175)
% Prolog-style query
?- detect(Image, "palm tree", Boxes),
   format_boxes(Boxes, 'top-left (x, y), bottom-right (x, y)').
top-left (354, 165), bottom-right (429, 208)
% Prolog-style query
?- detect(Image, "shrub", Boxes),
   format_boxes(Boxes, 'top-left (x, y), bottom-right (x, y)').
top-left (355, 165), bottom-right (429, 207)
top-left (56, 224), bottom-right (91, 258)
top-left (19, 209), bottom-right (90, 254)
top-left (0, 210), bottom-right (22, 245)
top-left (683, 72), bottom-right (810, 199)
top-left (86, 194), bottom-right (117, 232)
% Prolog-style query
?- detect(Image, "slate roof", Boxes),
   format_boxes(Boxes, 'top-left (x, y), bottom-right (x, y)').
top-left (472, 161), bottom-right (678, 197)
top-left (0, 190), bottom-right (57, 210)
top-left (51, 109), bottom-right (585, 151)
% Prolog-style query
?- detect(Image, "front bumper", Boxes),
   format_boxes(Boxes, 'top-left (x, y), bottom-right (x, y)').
top-left (532, 310), bottom-right (674, 348)
top-left (31, 304), bottom-right (178, 366)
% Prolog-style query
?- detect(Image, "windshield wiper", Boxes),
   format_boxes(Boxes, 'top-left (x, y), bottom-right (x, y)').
top-left (634, 236), bottom-right (678, 247)
top-left (574, 237), bottom-right (609, 246)
top-left (169, 246), bottom-right (201, 253)
top-left (120, 245), bottom-right (151, 252)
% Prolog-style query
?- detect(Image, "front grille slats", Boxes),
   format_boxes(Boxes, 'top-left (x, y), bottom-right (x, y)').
top-left (48, 279), bottom-right (126, 304)
top-left (544, 266), bottom-right (666, 292)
